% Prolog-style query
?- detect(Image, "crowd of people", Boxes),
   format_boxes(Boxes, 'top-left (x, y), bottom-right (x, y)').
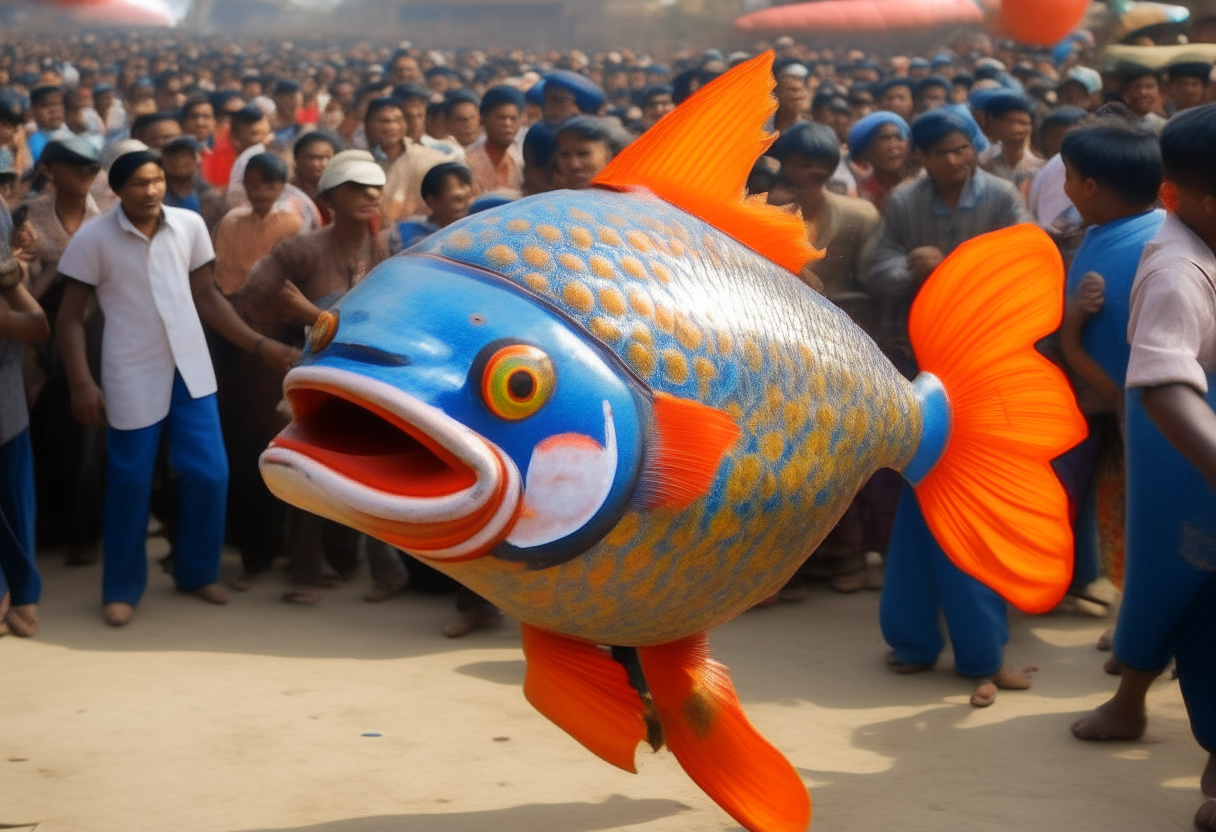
top-left (0, 11), bottom-right (1215, 828)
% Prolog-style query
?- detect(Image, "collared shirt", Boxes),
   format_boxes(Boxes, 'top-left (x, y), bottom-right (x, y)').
top-left (57, 205), bottom-right (218, 430)
top-left (464, 135), bottom-right (524, 196)
top-left (865, 168), bottom-right (1029, 301)
top-left (979, 141), bottom-right (1045, 200)
top-left (381, 140), bottom-right (451, 224)
top-left (1126, 213), bottom-right (1216, 393)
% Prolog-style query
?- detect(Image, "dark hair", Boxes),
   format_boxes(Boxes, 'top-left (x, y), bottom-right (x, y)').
top-left (426, 100), bottom-right (445, 121)
top-left (769, 121), bottom-right (841, 168)
top-left (244, 151), bottom-right (289, 185)
top-left (366, 97), bottom-right (405, 122)
top-left (131, 111), bottom-right (179, 137)
top-left (746, 159), bottom-right (778, 196)
top-left (181, 93), bottom-right (213, 120)
top-left (293, 129), bottom-right (343, 158)
top-left (910, 108), bottom-right (973, 151)
top-left (1040, 106), bottom-right (1088, 133)
top-left (273, 79), bottom-right (302, 97)
top-left (153, 70), bottom-right (179, 93)
top-left (30, 86), bottom-right (62, 107)
top-left (420, 162), bottom-right (473, 201)
top-left (553, 115), bottom-right (631, 156)
top-left (523, 122), bottom-right (556, 168)
top-left (480, 85), bottom-right (526, 117)
top-left (230, 105), bottom-right (266, 129)
top-left (392, 83), bottom-right (430, 104)
top-left (1061, 121), bottom-right (1163, 206)
top-left (1160, 103), bottom-right (1216, 194)
top-left (984, 90), bottom-right (1035, 118)
top-left (443, 89), bottom-right (479, 118)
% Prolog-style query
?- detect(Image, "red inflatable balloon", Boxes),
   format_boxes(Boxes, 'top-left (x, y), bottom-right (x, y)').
top-left (40, 0), bottom-right (174, 26)
top-left (996, 0), bottom-right (1090, 46)
top-left (734, 0), bottom-right (986, 33)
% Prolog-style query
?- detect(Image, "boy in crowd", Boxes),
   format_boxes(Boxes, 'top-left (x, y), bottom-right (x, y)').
top-left (1069, 103), bottom-right (1216, 832)
top-left (386, 161), bottom-right (474, 253)
top-left (848, 111), bottom-right (912, 213)
top-left (465, 86), bottom-right (525, 196)
top-left (552, 116), bottom-right (631, 191)
top-left (1166, 60), bottom-right (1213, 115)
top-left (1121, 66), bottom-right (1167, 132)
top-left (979, 90), bottom-right (1043, 199)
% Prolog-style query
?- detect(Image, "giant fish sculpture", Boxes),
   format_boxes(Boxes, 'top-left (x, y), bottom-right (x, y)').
top-left (260, 54), bottom-right (1085, 832)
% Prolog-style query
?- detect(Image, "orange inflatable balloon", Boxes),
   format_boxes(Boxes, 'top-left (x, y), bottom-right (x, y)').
top-left (996, 0), bottom-right (1091, 45)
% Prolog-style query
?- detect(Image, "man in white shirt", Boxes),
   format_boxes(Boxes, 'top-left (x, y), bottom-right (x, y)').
top-left (55, 150), bottom-right (299, 627)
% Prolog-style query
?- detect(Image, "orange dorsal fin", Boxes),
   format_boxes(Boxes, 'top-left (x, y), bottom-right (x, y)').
top-left (520, 624), bottom-right (657, 773)
top-left (637, 634), bottom-right (812, 832)
top-left (638, 393), bottom-right (741, 511)
top-left (592, 52), bottom-right (819, 276)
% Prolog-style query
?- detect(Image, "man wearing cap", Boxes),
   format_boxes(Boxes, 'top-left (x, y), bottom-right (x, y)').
top-left (55, 149), bottom-right (299, 627)
top-left (465, 85), bottom-right (525, 197)
top-left (848, 112), bottom-right (913, 214)
top-left (637, 84), bottom-right (675, 132)
top-left (771, 59), bottom-right (811, 133)
top-left (540, 70), bottom-right (606, 126)
top-left (1166, 60), bottom-right (1213, 114)
top-left (1058, 67), bottom-right (1104, 112)
top-left (234, 150), bottom-right (391, 603)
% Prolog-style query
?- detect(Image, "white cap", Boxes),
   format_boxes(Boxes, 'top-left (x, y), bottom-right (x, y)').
top-left (317, 150), bottom-right (387, 194)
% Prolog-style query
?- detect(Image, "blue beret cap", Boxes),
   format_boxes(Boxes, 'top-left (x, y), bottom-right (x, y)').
top-left (543, 70), bottom-right (606, 114)
top-left (847, 111), bottom-right (910, 158)
top-left (480, 85), bottom-right (526, 116)
top-left (983, 89), bottom-right (1035, 117)
top-left (910, 108), bottom-right (974, 151)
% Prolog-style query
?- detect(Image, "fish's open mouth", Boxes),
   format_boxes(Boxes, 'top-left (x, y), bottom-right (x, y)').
top-left (259, 366), bottom-right (522, 561)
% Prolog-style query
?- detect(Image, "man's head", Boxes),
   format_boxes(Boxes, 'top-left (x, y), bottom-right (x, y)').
top-left (211, 91), bottom-right (244, 127)
top-left (877, 78), bottom-right (915, 120)
top-left (292, 130), bottom-right (342, 191)
top-left (769, 122), bottom-right (840, 195)
top-left (444, 90), bottom-right (482, 148)
top-left (230, 105), bottom-right (271, 153)
top-left (914, 76), bottom-right (950, 113)
top-left (182, 94), bottom-right (216, 141)
top-left (542, 70), bottom-right (605, 124)
top-left (0, 92), bottom-right (23, 146)
top-left (636, 84), bottom-right (674, 129)
top-left (393, 85), bottom-right (431, 142)
top-left (553, 116), bottom-right (630, 190)
top-left (365, 97), bottom-right (406, 151)
top-left (911, 109), bottom-right (976, 190)
top-left (1057, 67), bottom-right (1103, 111)
top-left (41, 137), bottom-right (101, 198)
top-left (109, 150), bottom-right (166, 224)
top-left (1167, 62), bottom-right (1212, 114)
top-left (522, 122), bottom-right (556, 195)
top-left (30, 86), bottom-right (64, 131)
top-left (390, 51), bottom-right (422, 86)
top-left (420, 161), bottom-right (474, 228)
top-left (848, 111), bottom-right (910, 175)
top-left (774, 60), bottom-right (811, 115)
top-left (131, 112), bottom-right (183, 150)
top-left (983, 91), bottom-right (1035, 151)
top-left (317, 149), bottom-right (386, 223)
top-left (1120, 66), bottom-right (1161, 117)
top-left (154, 71), bottom-right (184, 113)
top-left (1159, 103), bottom-right (1216, 233)
top-left (273, 79), bottom-right (303, 125)
top-left (1061, 121), bottom-right (1162, 226)
top-left (243, 151), bottom-right (289, 216)
top-left (480, 85), bottom-right (525, 149)
top-left (1036, 106), bottom-right (1087, 159)
top-left (241, 73), bottom-right (263, 101)
top-left (161, 135), bottom-right (203, 183)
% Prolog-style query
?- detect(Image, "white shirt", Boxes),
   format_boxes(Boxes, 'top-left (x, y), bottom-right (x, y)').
top-left (58, 205), bottom-right (218, 431)
top-left (1028, 153), bottom-right (1072, 229)
top-left (1126, 213), bottom-right (1216, 394)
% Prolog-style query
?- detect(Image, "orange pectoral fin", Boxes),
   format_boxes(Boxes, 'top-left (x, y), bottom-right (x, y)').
top-left (637, 634), bottom-right (811, 832)
top-left (638, 392), bottom-right (741, 511)
top-left (520, 624), bottom-right (652, 773)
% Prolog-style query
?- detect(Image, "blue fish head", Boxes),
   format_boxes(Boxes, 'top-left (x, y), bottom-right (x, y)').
top-left (260, 254), bottom-right (648, 568)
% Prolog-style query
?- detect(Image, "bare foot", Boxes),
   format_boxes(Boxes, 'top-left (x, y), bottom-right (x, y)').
top-left (1071, 696), bottom-right (1147, 740)
top-left (1202, 753), bottom-right (1215, 799)
top-left (1096, 627), bottom-right (1114, 652)
top-left (364, 585), bottom-right (401, 603)
top-left (442, 612), bottom-right (479, 638)
top-left (830, 570), bottom-right (868, 593)
top-left (1105, 655), bottom-right (1123, 675)
top-left (886, 650), bottom-right (935, 674)
top-left (184, 584), bottom-right (229, 605)
top-left (1196, 799), bottom-right (1216, 831)
top-left (103, 602), bottom-right (135, 627)
top-left (969, 665), bottom-right (1037, 708)
top-left (282, 588), bottom-right (322, 605)
top-left (230, 572), bottom-right (256, 592)
top-left (971, 680), bottom-right (998, 707)
top-left (5, 604), bottom-right (38, 637)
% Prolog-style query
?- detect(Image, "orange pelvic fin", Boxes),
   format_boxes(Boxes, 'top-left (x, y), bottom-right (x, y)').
top-left (520, 624), bottom-right (654, 773)
top-left (909, 224), bottom-right (1089, 614)
top-left (592, 52), bottom-right (819, 276)
top-left (638, 392), bottom-right (741, 511)
top-left (637, 634), bottom-right (811, 832)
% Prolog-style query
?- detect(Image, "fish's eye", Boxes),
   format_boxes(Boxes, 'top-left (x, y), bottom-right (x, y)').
top-left (480, 344), bottom-right (555, 421)
top-left (309, 310), bottom-right (339, 353)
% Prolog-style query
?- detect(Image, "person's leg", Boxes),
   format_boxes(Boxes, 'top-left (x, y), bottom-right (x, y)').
top-left (0, 430), bottom-right (40, 636)
top-left (322, 520), bottom-right (361, 580)
top-left (365, 536), bottom-right (409, 601)
top-left (444, 585), bottom-right (502, 638)
top-left (102, 420), bottom-right (164, 610)
top-left (163, 376), bottom-right (228, 599)
top-left (879, 483), bottom-right (944, 672)
top-left (283, 509), bottom-right (325, 604)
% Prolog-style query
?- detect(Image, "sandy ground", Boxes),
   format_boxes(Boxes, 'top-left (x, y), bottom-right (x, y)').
top-left (1, 540), bottom-right (1208, 832)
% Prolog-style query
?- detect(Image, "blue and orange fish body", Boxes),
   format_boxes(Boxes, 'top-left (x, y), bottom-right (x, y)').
top-left (260, 54), bottom-right (1086, 832)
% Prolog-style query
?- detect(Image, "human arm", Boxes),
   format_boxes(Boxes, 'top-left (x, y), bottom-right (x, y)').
top-left (277, 279), bottom-right (326, 329)
top-left (861, 216), bottom-right (916, 300)
top-left (0, 279), bottom-right (50, 344)
top-left (1060, 272), bottom-right (1121, 409)
top-left (1140, 384), bottom-right (1216, 491)
top-left (189, 260), bottom-right (300, 375)
top-left (55, 277), bottom-right (106, 426)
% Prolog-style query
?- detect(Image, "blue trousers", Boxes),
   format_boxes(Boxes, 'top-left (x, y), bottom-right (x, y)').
top-left (0, 429), bottom-right (40, 606)
top-left (1115, 390), bottom-right (1216, 754)
top-left (880, 483), bottom-right (1009, 677)
top-left (103, 373), bottom-right (228, 605)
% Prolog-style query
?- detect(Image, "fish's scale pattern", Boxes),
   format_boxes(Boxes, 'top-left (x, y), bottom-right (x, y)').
top-left (414, 188), bottom-right (921, 645)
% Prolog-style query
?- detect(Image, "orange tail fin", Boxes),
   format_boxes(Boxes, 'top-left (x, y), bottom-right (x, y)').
top-left (592, 52), bottom-right (818, 276)
top-left (520, 624), bottom-right (654, 773)
top-left (908, 224), bottom-right (1088, 614)
top-left (637, 634), bottom-right (811, 832)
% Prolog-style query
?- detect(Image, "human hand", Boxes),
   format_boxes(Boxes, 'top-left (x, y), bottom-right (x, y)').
top-left (69, 380), bottom-right (107, 427)
top-left (257, 338), bottom-right (301, 375)
top-left (1077, 271), bottom-right (1106, 316)
top-left (11, 223), bottom-right (38, 264)
top-left (908, 246), bottom-right (944, 282)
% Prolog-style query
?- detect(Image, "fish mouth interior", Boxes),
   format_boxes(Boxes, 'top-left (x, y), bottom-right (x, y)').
top-left (272, 387), bottom-right (478, 499)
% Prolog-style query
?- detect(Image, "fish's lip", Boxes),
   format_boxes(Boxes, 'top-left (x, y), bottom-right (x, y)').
top-left (259, 366), bottom-right (522, 562)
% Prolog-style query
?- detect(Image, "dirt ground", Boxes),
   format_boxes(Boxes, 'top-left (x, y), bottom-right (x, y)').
top-left (1, 541), bottom-right (1207, 832)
